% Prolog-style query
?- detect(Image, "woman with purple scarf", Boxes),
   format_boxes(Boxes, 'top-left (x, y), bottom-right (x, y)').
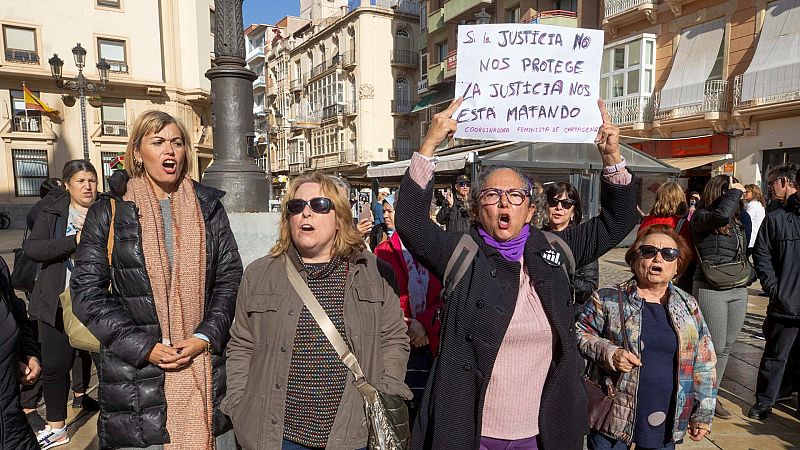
top-left (394, 98), bottom-right (639, 450)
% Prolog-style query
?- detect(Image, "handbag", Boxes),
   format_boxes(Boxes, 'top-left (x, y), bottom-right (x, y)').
top-left (582, 284), bottom-right (628, 430)
top-left (11, 227), bottom-right (40, 292)
top-left (60, 199), bottom-right (116, 353)
top-left (696, 223), bottom-right (754, 290)
top-left (284, 255), bottom-right (410, 450)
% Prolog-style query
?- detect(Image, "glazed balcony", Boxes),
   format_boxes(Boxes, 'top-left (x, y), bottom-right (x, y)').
top-left (443, 0), bottom-right (492, 24)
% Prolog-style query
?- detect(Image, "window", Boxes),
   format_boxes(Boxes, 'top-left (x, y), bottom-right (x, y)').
top-left (600, 36), bottom-right (656, 99)
top-left (554, 0), bottom-right (577, 12)
top-left (97, 0), bottom-right (120, 7)
top-left (311, 126), bottom-right (342, 156)
top-left (210, 9), bottom-right (215, 35)
top-left (12, 149), bottom-right (48, 197)
top-left (436, 41), bottom-right (448, 64)
top-left (420, 1), bottom-right (427, 30)
top-left (98, 38), bottom-right (128, 73)
top-left (101, 99), bottom-right (127, 137)
top-left (395, 77), bottom-right (410, 103)
top-left (101, 151), bottom-right (121, 191)
top-left (396, 29), bottom-right (410, 39)
top-left (420, 51), bottom-right (428, 71)
top-left (9, 89), bottom-right (41, 132)
top-left (506, 5), bottom-right (520, 23)
top-left (3, 25), bottom-right (38, 63)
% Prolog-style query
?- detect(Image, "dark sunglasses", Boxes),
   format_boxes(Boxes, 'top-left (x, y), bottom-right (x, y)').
top-left (638, 245), bottom-right (680, 262)
top-left (548, 198), bottom-right (576, 209)
top-left (286, 197), bottom-right (335, 215)
top-left (457, 181), bottom-right (471, 188)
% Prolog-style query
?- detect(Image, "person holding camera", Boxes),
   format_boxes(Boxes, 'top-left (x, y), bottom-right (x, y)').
top-left (436, 175), bottom-right (471, 234)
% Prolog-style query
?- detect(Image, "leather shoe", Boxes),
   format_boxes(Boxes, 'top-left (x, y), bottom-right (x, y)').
top-left (747, 402), bottom-right (772, 420)
top-left (715, 402), bottom-right (733, 419)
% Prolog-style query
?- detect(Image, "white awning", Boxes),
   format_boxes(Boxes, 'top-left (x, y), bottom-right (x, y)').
top-left (659, 17), bottom-right (726, 110)
top-left (740, 0), bottom-right (800, 101)
top-left (366, 152), bottom-right (470, 178)
top-left (661, 154), bottom-right (729, 171)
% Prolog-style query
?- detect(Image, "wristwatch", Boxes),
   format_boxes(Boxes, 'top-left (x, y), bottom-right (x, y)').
top-left (602, 156), bottom-right (627, 175)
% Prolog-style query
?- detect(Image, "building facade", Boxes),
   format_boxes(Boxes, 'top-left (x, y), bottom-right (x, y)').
top-left (0, 0), bottom-right (215, 226)
top-left (602, 0), bottom-right (800, 191)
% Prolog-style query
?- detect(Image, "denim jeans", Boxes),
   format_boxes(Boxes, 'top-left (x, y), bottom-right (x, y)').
top-left (587, 431), bottom-right (675, 450)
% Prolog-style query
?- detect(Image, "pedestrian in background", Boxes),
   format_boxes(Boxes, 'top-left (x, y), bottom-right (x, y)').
top-left (396, 98), bottom-right (638, 450)
top-left (749, 168), bottom-right (800, 420)
top-left (639, 182), bottom-right (695, 292)
top-left (691, 175), bottom-right (749, 419)
top-left (577, 225), bottom-right (716, 450)
top-left (71, 110), bottom-right (242, 449)
top-left (222, 172), bottom-right (411, 450)
top-left (436, 174), bottom-right (471, 234)
top-left (743, 184), bottom-right (767, 252)
top-left (0, 254), bottom-right (41, 450)
top-left (541, 181), bottom-right (599, 307)
top-left (369, 187), bottom-right (390, 248)
top-left (23, 159), bottom-right (99, 449)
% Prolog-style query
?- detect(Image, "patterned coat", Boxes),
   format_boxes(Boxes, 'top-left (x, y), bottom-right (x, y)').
top-left (575, 281), bottom-right (717, 444)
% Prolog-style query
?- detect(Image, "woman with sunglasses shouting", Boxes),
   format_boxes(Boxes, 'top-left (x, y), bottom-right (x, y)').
top-left (394, 98), bottom-right (639, 450)
top-left (541, 182), bottom-right (599, 308)
top-left (577, 224), bottom-right (717, 450)
top-left (222, 172), bottom-right (412, 450)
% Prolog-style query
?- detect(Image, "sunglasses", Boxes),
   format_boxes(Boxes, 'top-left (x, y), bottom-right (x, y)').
top-left (548, 198), bottom-right (576, 209)
top-left (638, 245), bottom-right (680, 262)
top-left (286, 197), bottom-right (335, 215)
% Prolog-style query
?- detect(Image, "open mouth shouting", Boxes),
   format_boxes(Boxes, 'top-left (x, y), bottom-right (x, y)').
top-left (498, 213), bottom-right (511, 230)
top-left (162, 158), bottom-right (178, 175)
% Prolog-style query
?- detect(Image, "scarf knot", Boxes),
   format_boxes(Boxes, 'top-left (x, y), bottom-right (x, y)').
top-left (478, 225), bottom-right (530, 261)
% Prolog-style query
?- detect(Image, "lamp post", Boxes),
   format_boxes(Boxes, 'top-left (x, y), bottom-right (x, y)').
top-left (202, 0), bottom-right (268, 213)
top-left (48, 43), bottom-right (111, 161)
top-left (475, 8), bottom-right (491, 24)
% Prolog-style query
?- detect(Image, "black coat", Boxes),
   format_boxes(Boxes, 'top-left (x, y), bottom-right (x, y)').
top-left (753, 193), bottom-right (800, 319)
top-left (541, 225), bottom-right (600, 307)
top-left (70, 173), bottom-right (243, 448)
top-left (436, 196), bottom-right (471, 234)
top-left (690, 188), bottom-right (744, 283)
top-left (23, 189), bottom-right (77, 326)
top-left (395, 172), bottom-right (638, 450)
top-left (0, 256), bottom-right (40, 450)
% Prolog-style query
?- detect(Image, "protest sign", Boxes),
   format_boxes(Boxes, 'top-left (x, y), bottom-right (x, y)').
top-left (453, 24), bottom-right (605, 144)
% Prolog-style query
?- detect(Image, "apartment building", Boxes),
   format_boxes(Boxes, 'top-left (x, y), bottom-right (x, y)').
top-left (602, 0), bottom-right (800, 190)
top-left (0, 0), bottom-right (215, 225)
top-left (417, 0), bottom-right (599, 147)
top-left (253, 0), bottom-right (421, 189)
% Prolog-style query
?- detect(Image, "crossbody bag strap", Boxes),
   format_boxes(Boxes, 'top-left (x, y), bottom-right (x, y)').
top-left (107, 199), bottom-right (116, 263)
top-left (616, 284), bottom-right (630, 353)
top-left (284, 255), bottom-right (366, 381)
top-left (441, 233), bottom-right (479, 299)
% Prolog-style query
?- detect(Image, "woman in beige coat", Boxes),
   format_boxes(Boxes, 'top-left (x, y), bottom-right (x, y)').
top-left (221, 172), bottom-right (411, 450)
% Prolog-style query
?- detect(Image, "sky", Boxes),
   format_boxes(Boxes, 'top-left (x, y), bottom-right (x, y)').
top-left (243, 0), bottom-right (300, 27)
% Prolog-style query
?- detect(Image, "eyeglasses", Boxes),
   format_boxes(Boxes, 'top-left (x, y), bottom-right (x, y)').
top-left (547, 198), bottom-right (576, 209)
top-left (286, 197), bottom-right (335, 215)
top-left (478, 188), bottom-right (529, 206)
top-left (637, 245), bottom-right (680, 262)
top-left (457, 181), bottom-right (471, 188)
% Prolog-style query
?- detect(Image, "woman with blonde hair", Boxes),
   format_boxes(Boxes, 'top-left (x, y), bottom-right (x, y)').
top-left (222, 172), bottom-right (411, 450)
top-left (71, 110), bottom-right (243, 449)
top-left (743, 184), bottom-right (766, 250)
top-left (639, 181), bottom-right (695, 291)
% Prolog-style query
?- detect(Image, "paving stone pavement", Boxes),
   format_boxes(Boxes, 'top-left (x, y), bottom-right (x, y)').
top-left (1, 231), bottom-right (798, 449)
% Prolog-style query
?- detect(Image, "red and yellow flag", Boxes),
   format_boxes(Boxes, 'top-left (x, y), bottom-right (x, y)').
top-left (23, 83), bottom-right (59, 116)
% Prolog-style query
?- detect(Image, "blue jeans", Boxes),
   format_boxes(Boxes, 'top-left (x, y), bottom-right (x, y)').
top-left (587, 431), bottom-right (675, 450)
top-left (281, 439), bottom-right (366, 450)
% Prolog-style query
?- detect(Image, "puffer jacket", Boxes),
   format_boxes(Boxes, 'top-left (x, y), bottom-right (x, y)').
top-left (576, 281), bottom-right (717, 444)
top-left (691, 188), bottom-right (744, 283)
top-left (70, 172), bottom-right (243, 448)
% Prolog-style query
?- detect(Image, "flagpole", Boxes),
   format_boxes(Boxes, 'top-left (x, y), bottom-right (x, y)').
top-left (22, 82), bottom-right (29, 128)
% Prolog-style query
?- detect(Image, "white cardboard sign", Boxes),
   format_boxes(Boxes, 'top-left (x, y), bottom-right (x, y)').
top-left (453, 24), bottom-right (605, 144)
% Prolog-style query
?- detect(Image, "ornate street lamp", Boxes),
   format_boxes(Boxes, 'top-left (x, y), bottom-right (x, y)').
top-left (475, 8), bottom-right (491, 24)
top-left (48, 43), bottom-right (110, 160)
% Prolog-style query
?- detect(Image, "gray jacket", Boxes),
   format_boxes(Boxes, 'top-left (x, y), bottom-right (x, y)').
top-left (221, 248), bottom-right (412, 450)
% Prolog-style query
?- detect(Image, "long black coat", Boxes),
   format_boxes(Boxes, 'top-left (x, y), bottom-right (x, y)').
top-left (22, 189), bottom-right (76, 326)
top-left (690, 188), bottom-right (744, 283)
top-left (395, 171), bottom-right (637, 450)
top-left (70, 173), bottom-right (243, 448)
top-left (0, 256), bottom-right (40, 450)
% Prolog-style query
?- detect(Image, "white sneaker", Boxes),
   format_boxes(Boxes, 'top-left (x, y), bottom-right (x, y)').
top-left (36, 425), bottom-right (70, 449)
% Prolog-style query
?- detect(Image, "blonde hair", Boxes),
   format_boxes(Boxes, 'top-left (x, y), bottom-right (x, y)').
top-left (269, 172), bottom-right (365, 258)
top-left (745, 184), bottom-right (767, 208)
top-left (649, 181), bottom-right (688, 217)
top-left (125, 110), bottom-right (194, 178)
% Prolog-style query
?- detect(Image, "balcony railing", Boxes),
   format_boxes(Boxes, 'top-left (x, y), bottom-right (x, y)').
top-left (245, 46), bottom-right (265, 62)
top-left (605, 96), bottom-right (653, 126)
top-left (5, 49), bottom-right (39, 64)
top-left (392, 100), bottom-right (414, 114)
top-left (108, 61), bottom-right (129, 73)
top-left (654, 80), bottom-right (730, 121)
top-left (101, 120), bottom-right (128, 137)
top-left (339, 146), bottom-right (358, 164)
top-left (391, 50), bottom-right (419, 67)
top-left (346, 102), bottom-right (358, 115)
top-left (253, 104), bottom-right (267, 116)
top-left (534, 10), bottom-right (578, 27)
top-left (322, 104), bottom-right (346, 121)
top-left (310, 61), bottom-right (328, 79)
top-left (733, 70), bottom-right (800, 109)
top-left (604, 0), bottom-right (658, 19)
top-left (11, 116), bottom-right (41, 132)
top-left (290, 77), bottom-right (303, 92)
top-left (390, 143), bottom-right (413, 161)
top-left (394, 0), bottom-right (420, 15)
top-left (253, 75), bottom-right (266, 89)
top-left (342, 51), bottom-right (356, 68)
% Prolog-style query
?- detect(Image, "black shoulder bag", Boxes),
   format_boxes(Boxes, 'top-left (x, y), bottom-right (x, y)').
top-left (696, 224), bottom-right (754, 290)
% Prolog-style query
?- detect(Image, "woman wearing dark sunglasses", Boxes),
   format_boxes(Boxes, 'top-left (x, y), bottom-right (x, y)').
top-left (222, 172), bottom-right (411, 450)
top-left (541, 182), bottom-right (599, 307)
top-left (395, 98), bottom-right (639, 450)
top-left (577, 224), bottom-right (717, 450)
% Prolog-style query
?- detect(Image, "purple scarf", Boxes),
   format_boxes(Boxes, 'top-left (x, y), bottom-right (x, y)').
top-left (478, 225), bottom-right (530, 262)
